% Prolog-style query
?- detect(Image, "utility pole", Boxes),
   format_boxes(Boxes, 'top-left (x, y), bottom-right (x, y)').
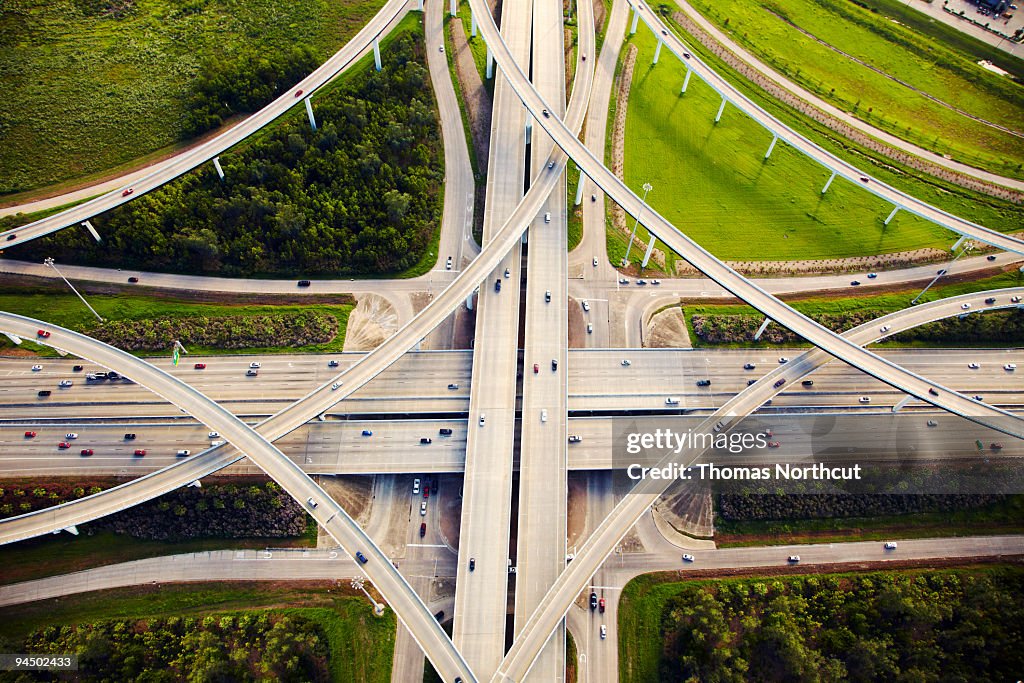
top-left (623, 182), bottom-right (652, 265)
top-left (44, 258), bottom-right (103, 322)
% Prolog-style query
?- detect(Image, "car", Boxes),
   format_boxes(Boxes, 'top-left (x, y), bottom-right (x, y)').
top-left (128, 276), bottom-right (139, 283)
top-left (420, 522), bottom-right (427, 537)
top-left (591, 194), bottom-right (597, 202)
top-left (880, 325), bottom-right (890, 333)
top-left (533, 363), bottom-right (539, 374)
top-left (24, 431), bottom-right (36, 438)
top-left (772, 378), bottom-right (786, 389)
top-left (547, 160), bottom-right (555, 170)
top-left (65, 433), bottom-right (78, 440)
top-left (469, 557), bottom-right (476, 571)
top-left (551, 359), bottom-right (558, 371)
top-left (973, 395), bottom-right (984, 402)
top-left (420, 502), bottom-right (427, 516)
top-left (651, 279), bottom-right (661, 285)
top-left (446, 256), bottom-right (453, 270)
top-left (801, 380), bottom-right (814, 387)
top-left (194, 363), bottom-right (206, 369)
top-left (568, 435), bottom-right (582, 443)
top-left (108, 372), bottom-right (120, 380)
top-left (541, 108), bottom-right (549, 118)
top-left (479, 413), bottom-right (486, 426)
top-left (859, 397), bottom-right (871, 403)
top-left (439, 428), bottom-right (453, 436)
top-left (413, 479), bottom-right (421, 494)
top-left (134, 449), bottom-right (146, 456)
top-left (72, 365), bottom-right (83, 372)
top-left (682, 52), bottom-right (691, 59)
top-left (788, 555), bottom-right (800, 562)
top-left (988, 254), bottom-right (998, 261)
top-left (884, 542), bottom-right (898, 550)
top-left (328, 359), bottom-right (339, 367)
top-left (5, 234), bottom-right (15, 241)
top-left (439, 45), bottom-right (444, 52)
top-left (590, 592), bottom-right (598, 610)
top-left (1005, 364), bottom-right (1017, 371)
top-left (80, 449), bottom-right (93, 456)
top-left (582, 54), bottom-right (586, 61)
top-left (246, 369), bottom-right (258, 376)
top-left (778, 357), bottom-right (789, 364)
top-left (682, 554), bottom-right (694, 562)
top-left (587, 323), bottom-right (593, 334)
top-left (592, 257), bottom-right (598, 266)
top-left (600, 625), bottom-right (607, 640)
top-left (621, 359), bottom-right (631, 366)
top-left (1013, 296), bottom-right (1022, 303)
top-left (544, 290), bottom-right (551, 303)
top-left (355, 551), bottom-right (368, 563)
top-left (712, 421), bottom-right (726, 433)
top-left (544, 212), bottom-right (551, 223)
top-left (991, 442), bottom-right (1004, 450)
top-left (58, 442), bottom-right (70, 449)
top-left (177, 450), bottom-right (191, 457)
top-left (448, 383), bottom-right (459, 390)
top-left (361, 429), bottom-right (373, 437)
top-left (599, 597), bottom-right (606, 612)
top-left (504, 267), bottom-right (511, 278)
top-left (927, 420), bottom-right (937, 427)
top-left (665, 397), bottom-right (680, 405)
top-left (961, 303), bottom-right (971, 310)
top-left (768, 441), bottom-right (781, 448)
top-left (867, 273), bottom-right (877, 279)
top-left (929, 388), bottom-right (939, 396)
top-left (124, 433), bottom-right (136, 440)
top-left (297, 280), bottom-right (311, 287)
top-left (541, 409), bottom-right (548, 422)
top-left (743, 363), bottom-right (756, 370)
top-left (619, 277), bottom-right (629, 285)
top-left (696, 379), bottom-right (711, 387)
top-left (858, 177), bottom-right (869, 183)
top-left (985, 297), bottom-right (997, 304)
top-left (420, 437), bottom-right (432, 444)
top-left (208, 431), bottom-right (219, 438)
top-left (37, 330), bottom-right (51, 340)
top-left (122, 187), bottom-right (134, 197)
top-left (747, 379), bottom-right (757, 386)
top-left (764, 429), bottom-right (773, 437)
top-left (423, 487), bottom-right (430, 499)
top-left (582, 300), bottom-right (590, 311)
top-left (968, 362), bottom-right (980, 369)
top-left (495, 279), bottom-right (502, 292)
top-left (937, 269), bottom-right (948, 276)
top-left (58, 380), bottom-right (72, 387)
top-left (31, 364), bottom-right (43, 372)
top-left (661, 28), bottom-right (667, 35)
top-left (637, 279), bottom-right (647, 286)
top-left (295, 89), bottom-right (304, 98)
top-left (37, 390), bottom-right (51, 397)
top-left (850, 280), bottom-right (861, 286)
top-left (211, 441), bottom-right (224, 447)
top-left (331, 382), bottom-right (342, 391)
top-left (249, 362), bottom-right (261, 369)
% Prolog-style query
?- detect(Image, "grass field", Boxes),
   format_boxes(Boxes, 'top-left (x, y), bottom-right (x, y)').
top-left (0, 288), bottom-right (353, 357)
top-left (0, 582), bottom-right (395, 683)
top-left (0, 0), bottom-right (386, 196)
top-left (620, 27), bottom-right (1022, 262)
top-left (677, 0), bottom-right (1024, 178)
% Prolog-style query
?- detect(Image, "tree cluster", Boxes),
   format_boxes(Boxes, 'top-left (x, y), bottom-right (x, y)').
top-left (15, 613), bottom-right (327, 682)
top-left (86, 312), bottom-right (337, 352)
top-left (718, 492), bottom-right (1004, 522)
top-left (9, 34), bottom-right (443, 278)
top-left (658, 569), bottom-right (1024, 682)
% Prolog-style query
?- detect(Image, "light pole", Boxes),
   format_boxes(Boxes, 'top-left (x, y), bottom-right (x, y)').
top-left (911, 241), bottom-right (973, 305)
top-left (623, 182), bottom-right (652, 266)
top-left (43, 258), bottom-right (104, 322)
top-left (350, 576), bottom-right (385, 616)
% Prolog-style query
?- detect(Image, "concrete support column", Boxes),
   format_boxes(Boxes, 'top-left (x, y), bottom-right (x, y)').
top-left (574, 171), bottom-right (586, 205)
top-left (373, 38), bottom-right (382, 71)
top-left (466, 291), bottom-right (475, 311)
top-left (764, 135), bottom-right (778, 160)
top-left (714, 97), bottom-right (726, 123)
top-left (471, 12), bottom-right (477, 37)
top-left (641, 234), bottom-right (657, 268)
top-left (188, 480), bottom-right (202, 488)
top-left (450, 0), bottom-right (457, 16)
top-left (681, 68), bottom-right (692, 93)
top-left (82, 220), bottom-right (102, 242)
top-left (486, 45), bottom-right (494, 79)
top-left (892, 395), bottom-right (912, 412)
top-left (417, 0), bottom-right (423, 9)
top-left (653, 39), bottom-right (663, 64)
top-left (4, 333), bottom-right (22, 346)
top-left (821, 171), bottom-right (837, 194)
top-left (213, 157), bottom-right (225, 180)
top-left (62, 526), bottom-right (79, 536)
top-left (884, 206), bottom-right (900, 226)
top-left (753, 317), bottom-right (771, 341)
top-left (304, 97), bottom-right (317, 131)
top-left (630, 7), bottom-right (640, 34)
top-left (951, 235), bottom-right (967, 252)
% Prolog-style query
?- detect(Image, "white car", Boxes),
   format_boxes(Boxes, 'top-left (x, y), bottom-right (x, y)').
top-left (682, 554), bottom-right (694, 562)
top-left (208, 431), bottom-right (219, 438)
top-left (446, 256), bottom-right (452, 270)
top-left (587, 323), bottom-right (593, 334)
top-left (592, 257), bottom-right (598, 267)
top-left (968, 362), bottom-right (980, 369)
top-left (249, 361), bottom-right (261, 369)
top-left (413, 478), bottom-right (421, 494)
top-left (619, 277), bottom-right (629, 285)
top-left (31, 365), bottom-right (42, 371)
top-left (600, 625), bottom-right (607, 639)
top-left (621, 359), bottom-right (631, 366)
top-left (665, 397), bottom-right (680, 405)
top-left (859, 397), bottom-right (871, 403)
top-left (58, 380), bottom-right (73, 387)
top-left (504, 268), bottom-right (510, 278)
top-left (788, 555), bottom-right (800, 563)
top-left (543, 212), bottom-right (551, 223)
top-left (961, 303), bottom-right (971, 310)
top-left (884, 542), bottom-right (897, 550)
top-left (65, 433), bottom-right (78, 440)
top-left (332, 382), bottom-right (342, 390)
top-left (210, 440), bottom-right (224, 447)
top-left (582, 300), bottom-right (590, 312)
top-left (879, 325), bottom-right (890, 333)
top-left (479, 413), bottom-right (486, 426)
top-left (420, 501), bottom-right (427, 516)
top-left (307, 497), bottom-right (318, 508)
top-left (1005, 363), bottom-right (1017, 371)
top-left (778, 357), bottom-right (789, 364)
top-left (541, 409), bottom-right (548, 422)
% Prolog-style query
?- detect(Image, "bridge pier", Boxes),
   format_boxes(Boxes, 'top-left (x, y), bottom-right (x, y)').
top-left (373, 38), bottom-right (382, 71)
top-left (630, 7), bottom-right (640, 34)
top-left (681, 68), bottom-right (692, 93)
top-left (641, 234), bottom-right (657, 268)
top-left (304, 97), bottom-right (317, 131)
top-left (884, 206), bottom-right (900, 226)
top-left (213, 156), bottom-right (225, 180)
top-left (82, 220), bottom-right (102, 242)
top-left (62, 525), bottom-right (79, 536)
top-left (821, 171), bottom-right (837, 194)
top-left (450, 0), bottom-right (457, 16)
top-left (575, 170), bottom-right (586, 205)
top-left (951, 235), bottom-right (967, 252)
top-left (653, 39), bottom-right (663, 65)
top-left (714, 97), bottom-right (726, 123)
top-left (892, 395), bottom-right (912, 412)
top-left (753, 317), bottom-right (771, 341)
top-left (486, 45), bottom-right (494, 79)
top-left (471, 11), bottom-right (477, 37)
top-left (4, 333), bottom-right (22, 346)
top-left (466, 290), bottom-right (476, 311)
top-left (417, 0), bottom-right (423, 9)
top-left (764, 135), bottom-right (778, 160)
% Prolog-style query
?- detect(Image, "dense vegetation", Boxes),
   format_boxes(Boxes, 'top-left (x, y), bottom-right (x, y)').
top-left (718, 492), bottom-right (1005, 522)
top-left (87, 311), bottom-right (337, 352)
top-left (620, 568), bottom-right (1024, 683)
top-left (8, 30), bottom-right (444, 278)
top-left (9, 613), bottom-right (328, 681)
top-left (0, 481), bottom-right (307, 541)
top-left (691, 308), bottom-right (1024, 345)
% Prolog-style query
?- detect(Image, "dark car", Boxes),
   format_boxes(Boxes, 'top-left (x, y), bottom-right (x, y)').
top-left (355, 551), bottom-right (368, 564)
top-left (469, 557), bottom-right (476, 571)
top-left (434, 610), bottom-right (445, 621)
top-left (128, 276), bottom-right (139, 283)
top-left (696, 379), bottom-right (711, 387)
top-left (73, 365), bottom-right (83, 372)
top-left (194, 363), bottom-right (206, 369)
top-left (38, 390), bottom-right (51, 397)
top-left (420, 522), bottom-right (427, 537)
top-left (5, 234), bottom-right (15, 241)
top-left (987, 255), bottom-right (997, 261)
top-left (134, 449), bottom-right (146, 456)
top-left (80, 449), bottom-right (94, 456)
top-left (494, 279), bottom-right (502, 292)
top-left (297, 280), bottom-right (311, 287)
top-left (362, 429), bottom-right (373, 437)
top-left (590, 592), bottom-right (598, 610)
top-left (985, 297), bottom-right (996, 304)
top-left (124, 433), bottom-right (136, 440)
top-left (439, 428), bottom-right (453, 436)
top-left (773, 378), bottom-right (787, 389)
top-left (928, 388), bottom-right (939, 396)
top-left (747, 379), bottom-right (757, 386)
top-left (801, 380), bottom-right (814, 386)
top-left (420, 437), bottom-right (432, 445)
top-left (743, 363), bottom-right (756, 370)
top-left (850, 280), bottom-right (861, 286)
top-left (937, 269), bottom-right (947, 276)
top-left (551, 359), bottom-right (558, 371)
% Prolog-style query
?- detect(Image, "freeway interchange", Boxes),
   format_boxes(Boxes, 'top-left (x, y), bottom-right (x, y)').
top-left (2, 0), bottom-right (1023, 681)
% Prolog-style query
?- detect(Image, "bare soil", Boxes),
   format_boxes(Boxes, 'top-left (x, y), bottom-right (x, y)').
top-left (645, 305), bottom-right (690, 348)
top-left (343, 294), bottom-right (399, 352)
top-left (449, 18), bottom-right (492, 172)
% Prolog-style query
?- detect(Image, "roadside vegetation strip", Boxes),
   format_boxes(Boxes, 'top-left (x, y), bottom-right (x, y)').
top-left (619, 566), bottom-right (1024, 683)
top-left (674, 0), bottom-right (1024, 180)
top-left (619, 29), bottom-right (1022, 263)
top-left (0, 0), bottom-right (387, 196)
top-left (6, 23), bottom-right (444, 280)
top-left (0, 583), bottom-right (395, 683)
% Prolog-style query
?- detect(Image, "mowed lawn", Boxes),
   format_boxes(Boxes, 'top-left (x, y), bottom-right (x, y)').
top-left (0, 0), bottom-right (385, 195)
top-left (622, 29), bottom-right (982, 262)
top-left (681, 0), bottom-right (1024, 178)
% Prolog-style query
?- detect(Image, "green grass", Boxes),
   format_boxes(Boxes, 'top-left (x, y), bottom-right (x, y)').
top-left (675, 0), bottom-right (1024, 178)
top-left (621, 28), bottom-right (1022, 263)
top-left (0, 288), bottom-right (353, 357)
top-left (457, 0), bottom-right (492, 90)
top-left (566, 160), bottom-right (584, 250)
top-left (0, 582), bottom-right (395, 683)
top-left (0, 0), bottom-right (387, 196)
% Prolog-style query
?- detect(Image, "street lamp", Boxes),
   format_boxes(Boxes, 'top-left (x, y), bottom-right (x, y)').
top-left (43, 258), bottom-right (104, 322)
top-left (350, 576), bottom-right (385, 616)
top-left (911, 241), bottom-right (973, 305)
top-left (623, 182), bottom-right (652, 265)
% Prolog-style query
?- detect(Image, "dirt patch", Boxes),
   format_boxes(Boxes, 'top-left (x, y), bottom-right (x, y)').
top-left (645, 305), bottom-right (690, 348)
top-left (653, 485), bottom-right (715, 538)
top-left (437, 474), bottom-right (464, 552)
top-left (343, 294), bottom-right (399, 351)
top-left (568, 296), bottom-right (586, 347)
top-left (566, 472), bottom-right (588, 548)
top-left (449, 19), bottom-right (492, 172)
top-left (317, 475), bottom-right (373, 525)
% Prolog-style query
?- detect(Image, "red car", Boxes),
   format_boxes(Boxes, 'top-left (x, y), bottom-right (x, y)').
top-left (80, 449), bottom-right (94, 456)
top-left (295, 89), bottom-right (304, 97)
top-left (767, 441), bottom-right (781, 448)
top-left (423, 488), bottom-right (430, 499)
top-left (533, 363), bottom-right (539, 374)
top-left (58, 442), bottom-right (70, 449)
top-left (599, 598), bottom-right (606, 613)
top-left (194, 363), bottom-right (206, 369)
top-left (24, 431), bottom-right (36, 438)
top-left (37, 329), bottom-right (51, 338)
top-left (122, 187), bottom-right (134, 197)
top-left (419, 522), bottom-right (426, 538)
top-left (133, 449), bottom-right (146, 456)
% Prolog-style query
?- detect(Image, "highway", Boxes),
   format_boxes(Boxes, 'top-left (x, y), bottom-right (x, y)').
top-left (0, 0), bottom-right (413, 250)
top-left (0, 313), bottom-right (477, 683)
